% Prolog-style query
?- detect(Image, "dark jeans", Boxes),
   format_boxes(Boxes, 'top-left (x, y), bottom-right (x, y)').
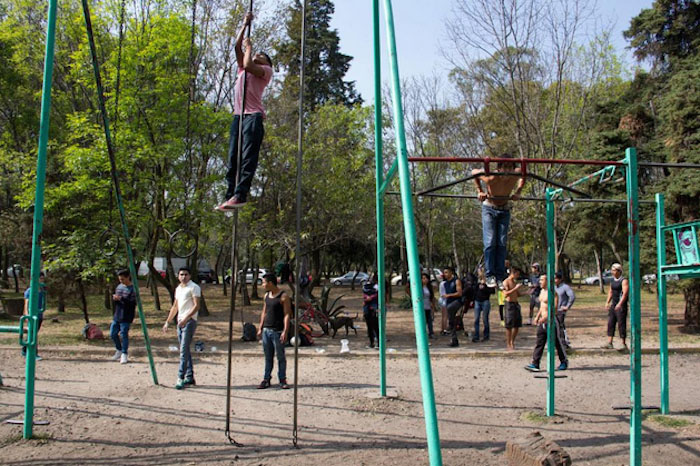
top-left (481, 204), bottom-right (511, 281)
top-left (177, 319), bottom-right (197, 380)
top-left (531, 322), bottom-right (568, 367)
top-left (474, 300), bottom-right (490, 340)
top-left (607, 305), bottom-right (628, 339)
top-left (225, 113), bottom-right (264, 201)
top-left (446, 300), bottom-right (463, 343)
top-left (262, 328), bottom-right (286, 382)
top-left (425, 307), bottom-right (434, 336)
top-left (110, 320), bottom-right (131, 354)
top-left (21, 314), bottom-right (43, 356)
top-left (556, 311), bottom-right (569, 346)
top-left (363, 307), bottom-right (379, 346)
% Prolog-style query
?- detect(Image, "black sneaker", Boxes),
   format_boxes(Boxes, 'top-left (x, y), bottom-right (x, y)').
top-left (485, 276), bottom-right (497, 288)
top-left (448, 340), bottom-right (459, 347)
top-left (184, 377), bottom-right (196, 386)
top-left (472, 338), bottom-right (479, 343)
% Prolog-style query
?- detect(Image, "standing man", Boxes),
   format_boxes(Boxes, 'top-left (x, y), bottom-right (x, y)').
top-left (525, 274), bottom-right (569, 371)
top-left (502, 267), bottom-right (526, 350)
top-left (163, 267), bottom-right (201, 389)
top-left (472, 154), bottom-right (526, 288)
top-left (602, 263), bottom-right (629, 350)
top-left (256, 273), bottom-right (292, 389)
top-left (441, 267), bottom-right (463, 347)
top-left (472, 269), bottom-right (495, 342)
top-left (22, 272), bottom-right (46, 360)
top-left (110, 269), bottom-right (136, 364)
top-left (527, 263), bottom-right (541, 325)
top-left (362, 274), bottom-right (380, 348)
top-left (216, 12), bottom-right (274, 210)
top-left (554, 271), bottom-right (575, 349)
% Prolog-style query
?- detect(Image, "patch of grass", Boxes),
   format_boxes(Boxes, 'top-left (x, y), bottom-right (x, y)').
top-left (648, 414), bottom-right (693, 429)
top-left (520, 410), bottom-right (549, 424)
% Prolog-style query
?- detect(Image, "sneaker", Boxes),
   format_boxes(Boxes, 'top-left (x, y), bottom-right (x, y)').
top-left (112, 350), bottom-right (122, 361)
top-left (620, 344), bottom-right (629, 354)
top-left (556, 362), bottom-right (568, 371)
top-left (279, 379), bottom-right (290, 390)
top-left (120, 353), bottom-right (128, 364)
top-left (525, 363), bottom-right (540, 372)
top-left (526, 319), bottom-right (533, 326)
top-left (472, 338), bottom-right (479, 343)
top-left (184, 377), bottom-right (196, 386)
top-left (482, 336), bottom-right (490, 342)
top-left (35, 354), bottom-right (42, 361)
top-left (175, 378), bottom-right (185, 390)
top-left (497, 280), bottom-right (504, 290)
top-left (215, 196), bottom-right (246, 211)
top-left (601, 342), bottom-right (614, 349)
top-left (485, 276), bottom-right (497, 288)
top-left (448, 340), bottom-right (459, 347)
top-left (257, 379), bottom-right (271, 389)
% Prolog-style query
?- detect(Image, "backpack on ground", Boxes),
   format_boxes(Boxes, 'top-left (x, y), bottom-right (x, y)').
top-left (82, 323), bottom-right (104, 340)
top-left (242, 322), bottom-right (257, 342)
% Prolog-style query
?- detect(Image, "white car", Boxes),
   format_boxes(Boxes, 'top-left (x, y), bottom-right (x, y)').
top-left (391, 268), bottom-right (443, 286)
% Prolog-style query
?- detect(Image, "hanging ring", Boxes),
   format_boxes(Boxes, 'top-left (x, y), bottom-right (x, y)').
top-left (169, 229), bottom-right (197, 258)
top-left (100, 228), bottom-right (121, 257)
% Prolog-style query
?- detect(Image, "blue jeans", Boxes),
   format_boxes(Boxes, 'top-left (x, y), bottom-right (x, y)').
top-left (262, 328), bottom-right (286, 382)
top-left (225, 113), bottom-right (264, 201)
top-left (474, 300), bottom-right (490, 340)
top-left (110, 320), bottom-right (131, 354)
top-left (177, 319), bottom-right (197, 379)
top-left (482, 204), bottom-right (511, 281)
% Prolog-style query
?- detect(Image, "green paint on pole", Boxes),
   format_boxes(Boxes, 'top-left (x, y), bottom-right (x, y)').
top-left (372, 0), bottom-right (387, 397)
top-left (81, 0), bottom-right (158, 385)
top-left (545, 188), bottom-right (556, 416)
top-left (625, 148), bottom-right (642, 466)
top-left (655, 193), bottom-right (669, 414)
top-left (24, 0), bottom-right (59, 439)
top-left (381, 1), bottom-right (442, 464)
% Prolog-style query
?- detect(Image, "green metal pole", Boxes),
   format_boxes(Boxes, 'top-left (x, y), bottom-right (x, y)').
top-left (372, 0), bottom-right (387, 397)
top-left (545, 188), bottom-right (556, 416)
top-left (81, 0), bottom-right (158, 385)
top-left (625, 147), bottom-right (642, 466)
top-left (656, 193), bottom-right (669, 414)
top-left (23, 0), bottom-right (59, 439)
top-left (382, 1), bottom-right (442, 464)
top-left (0, 326), bottom-right (20, 333)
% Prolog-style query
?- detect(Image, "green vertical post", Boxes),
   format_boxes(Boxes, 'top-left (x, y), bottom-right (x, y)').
top-left (655, 194), bottom-right (669, 414)
top-left (381, 1), bottom-right (442, 464)
top-left (545, 188), bottom-right (556, 416)
top-left (81, 0), bottom-right (158, 385)
top-left (625, 147), bottom-right (642, 466)
top-left (372, 0), bottom-right (387, 397)
top-left (23, 0), bottom-right (59, 439)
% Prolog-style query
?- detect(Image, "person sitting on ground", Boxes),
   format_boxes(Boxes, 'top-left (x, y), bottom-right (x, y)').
top-left (602, 263), bottom-right (629, 351)
top-left (473, 268), bottom-right (495, 343)
top-left (472, 154), bottom-right (526, 289)
top-left (256, 273), bottom-right (292, 389)
top-left (441, 267), bottom-right (463, 347)
top-left (554, 271), bottom-right (575, 349)
top-left (110, 269), bottom-right (136, 364)
top-left (526, 274), bottom-right (569, 371)
top-left (22, 272), bottom-right (46, 360)
top-left (362, 274), bottom-right (380, 348)
top-left (216, 12), bottom-right (274, 210)
top-left (527, 263), bottom-right (542, 325)
top-left (502, 267), bottom-right (527, 350)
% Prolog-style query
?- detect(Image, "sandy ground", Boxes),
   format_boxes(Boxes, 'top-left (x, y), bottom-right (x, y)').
top-left (2, 349), bottom-right (700, 465)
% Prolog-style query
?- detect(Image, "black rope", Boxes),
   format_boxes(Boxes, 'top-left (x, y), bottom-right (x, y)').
top-left (225, 0), bottom-right (253, 448)
top-left (292, 0), bottom-right (307, 449)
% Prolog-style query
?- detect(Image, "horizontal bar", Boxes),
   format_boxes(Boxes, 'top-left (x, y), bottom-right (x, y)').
top-left (0, 326), bottom-right (21, 334)
top-left (416, 172), bottom-right (522, 197)
top-left (387, 191), bottom-right (656, 204)
top-left (660, 220), bottom-right (700, 232)
top-left (527, 172), bottom-right (591, 198)
top-left (407, 157), bottom-right (700, 170)
top-left (379, 158), bottom-right (399, 195)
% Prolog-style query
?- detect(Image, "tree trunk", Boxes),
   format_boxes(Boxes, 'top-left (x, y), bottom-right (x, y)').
top-left (452, 224), bottom-right (461, 277)
top-left (57, 293), bottom-right (65, 313)
top-left (594, 247), bottom-right (605, 294)
top-left (240, 259), bottom-right (251, 306)
top-left (76, 278), bottom-right (90, 323)
top-left (198, 293), bottom-right (210, 317)
top-left (150, 277), bottom-right (161, 311)
top-left (683, 280), bottom-right (700, 332)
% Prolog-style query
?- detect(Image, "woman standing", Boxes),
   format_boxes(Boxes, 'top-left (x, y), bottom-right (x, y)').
top-left (421, 273), bottom-right (437, 338)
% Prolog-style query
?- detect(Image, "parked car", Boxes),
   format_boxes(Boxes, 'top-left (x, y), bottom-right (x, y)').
top-left (391, 268), bottom-right (443, 286)
top-left (642, 273), bottom-right (679, 284)
top-left (584, 270), bottom-right (614, 286)
top-left (225, 268), bottom-right (268, 285)
top-left (330, 271), bottom-right (369, 286)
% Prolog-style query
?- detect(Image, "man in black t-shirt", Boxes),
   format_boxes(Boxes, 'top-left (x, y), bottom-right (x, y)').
top-left (111, 270), bottom-right (136, 364)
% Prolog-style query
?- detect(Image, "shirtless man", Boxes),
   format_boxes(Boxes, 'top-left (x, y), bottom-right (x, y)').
top-left (472, 154), bottom-right (526, 289)
top-left (502, 267), bottom-right (526, 350)
top-left (525, 274), bottom-right (568, 371)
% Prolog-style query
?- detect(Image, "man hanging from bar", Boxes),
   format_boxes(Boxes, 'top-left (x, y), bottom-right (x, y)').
top-left (472, 153), bottom-right (526, 289)
top-left (216, 12), bottom-right (273, 210)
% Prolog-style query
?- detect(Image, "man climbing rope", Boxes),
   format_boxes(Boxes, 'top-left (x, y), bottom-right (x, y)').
top-left (216, 12), bottom-right (273, 210)
top-left (472, 154), bottom-right (526, 289)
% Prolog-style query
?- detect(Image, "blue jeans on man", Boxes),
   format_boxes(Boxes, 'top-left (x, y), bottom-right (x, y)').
top-left (262, 327), bottom-right (286, 382)
top-left (110, 320), bottom-right (131, 354)
top-left (473, 300), bottom-right (490, 341)
top-left (177, 319), bottom-right (197, 380)
top-left (482, 204), bottom-right (511, 281)
top-left (225, 113), bottom-right (265, 202)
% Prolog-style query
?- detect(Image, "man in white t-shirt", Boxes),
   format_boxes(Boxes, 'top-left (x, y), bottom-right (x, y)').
top-left (163, 267), bottom-right (201, 389)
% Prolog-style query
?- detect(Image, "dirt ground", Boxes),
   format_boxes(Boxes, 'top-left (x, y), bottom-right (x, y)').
top-left (1, 284), bottom-right (700, 464)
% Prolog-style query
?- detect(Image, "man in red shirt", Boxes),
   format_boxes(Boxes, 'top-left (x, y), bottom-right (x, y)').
top-left (217, 12), bottom-right (273, 210)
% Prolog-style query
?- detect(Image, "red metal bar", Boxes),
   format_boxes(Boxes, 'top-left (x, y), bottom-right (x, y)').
top-left (408, 156), bottom-right (626, 167)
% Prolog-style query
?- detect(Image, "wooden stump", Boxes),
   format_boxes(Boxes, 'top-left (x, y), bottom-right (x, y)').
top-left (506, 431), bottom-right (572, 466)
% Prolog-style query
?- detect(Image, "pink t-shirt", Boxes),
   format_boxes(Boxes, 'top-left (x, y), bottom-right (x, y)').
top-left (234, 65), bottom-right (273, 117)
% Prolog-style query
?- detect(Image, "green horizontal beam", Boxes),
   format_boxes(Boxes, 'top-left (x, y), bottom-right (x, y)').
top-left (379, 158), bottom-right (399, 195)
top-left (551, 163), bottom-right (620, 199)
top-left (0, 326), bottom-right (21, 334)
top-left (661, 220), bottom-right (700, 231)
